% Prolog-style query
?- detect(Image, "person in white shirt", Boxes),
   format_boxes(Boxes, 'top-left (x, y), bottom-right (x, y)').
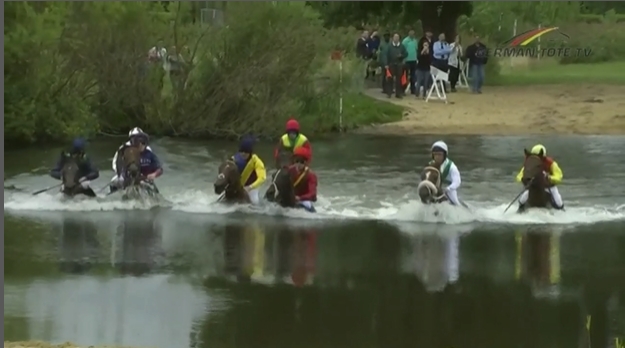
top-left (448, 35), bottom-right (463, 92)
top-left (428, 140), bottom-right (463, 206)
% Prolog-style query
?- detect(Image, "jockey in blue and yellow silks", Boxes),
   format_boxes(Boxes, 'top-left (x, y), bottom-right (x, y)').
top-left (515, 144), bottom-right (564, 210)
top-left (233, 136), bottom-right (266, 204)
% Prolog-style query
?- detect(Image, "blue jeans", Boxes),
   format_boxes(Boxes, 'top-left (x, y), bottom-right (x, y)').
top-left (415, 70), bottom-right (431, 97)
top-left (470, 64), bottom-right (485, 92)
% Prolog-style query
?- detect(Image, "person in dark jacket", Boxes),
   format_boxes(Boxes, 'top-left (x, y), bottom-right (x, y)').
top-left (377, 32), bottom-right (391, 92)
top-left (465, 35), bottom-right (489, 94)
top-left (50, 138), bottom-right (100, 196)
top-left (384, 33), bottom-right (408, 99)
top-left (356, 30), bottom-right (371, 60)
top-left (415, 40), bottom-right (432, 98)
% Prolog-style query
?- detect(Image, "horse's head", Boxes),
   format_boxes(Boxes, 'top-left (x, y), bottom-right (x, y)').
top-left (214, 159), bottom-right (240, 195)
top-left (275, 149), bottom-right (293, 170)
top-left (417, 166), bottom-right (442, 203)
top-left (123, 145), bottom-right (143, 185)
top-left (522, 149), bottom-right (547, 189)
top-left (269, 166), bottom-right (296, 206)
top-left (61, 156), bottom-right (81, 195)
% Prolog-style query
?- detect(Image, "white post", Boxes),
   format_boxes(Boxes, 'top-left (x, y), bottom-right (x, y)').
top-left (511, 18), bottom-right (518, 68)
top-left (537, 23), bottom-right (542, 60)
top-left (339, 60), bottom-right (343, 132)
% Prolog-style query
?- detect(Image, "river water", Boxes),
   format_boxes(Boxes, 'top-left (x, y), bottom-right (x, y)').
top-left (4, 135), bottom-right (625, 347)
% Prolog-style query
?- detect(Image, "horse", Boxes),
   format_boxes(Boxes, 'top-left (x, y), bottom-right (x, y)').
top-left (519, 151), bottom-right (556, 211)
top-left (60, 157), bottom-right (96, 198)
top-left (214, 158), bottom-right (251, 204)
top-left (120, 146), bottom-right (159, 200)
top-left (264, 150), bottom-right (297, 208)
top-left (416, 166), bottom-right (447, 204)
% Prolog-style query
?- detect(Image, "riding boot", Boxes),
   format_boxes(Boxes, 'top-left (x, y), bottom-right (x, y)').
top-left (517, 203), bottom-right (527, 213)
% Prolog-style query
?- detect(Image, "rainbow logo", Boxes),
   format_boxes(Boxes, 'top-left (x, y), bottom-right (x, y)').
top-left (501, 27), bottom-right (570, 47)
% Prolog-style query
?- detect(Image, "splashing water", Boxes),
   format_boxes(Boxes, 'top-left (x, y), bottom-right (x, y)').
top-left (5, 187), bottom-right (624, 225)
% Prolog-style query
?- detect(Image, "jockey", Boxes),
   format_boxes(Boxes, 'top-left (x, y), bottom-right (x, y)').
top-left (515, 144), bottom-right (564, 210)
top-left (109, 127), bottom-right (163, 193)
top-left (288, 146), bottom-right (318, 212)
top-left (50, 137), bottom-right (100, 189)
top-left (273, 118), bottom-right (312, 167)
top-left (428, 140), bottom-right (462, 206)
top-left (233, 136), bottom-right (267, 205)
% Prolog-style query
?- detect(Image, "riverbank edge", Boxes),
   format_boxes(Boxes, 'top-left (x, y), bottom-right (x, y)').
top-left (355, 85), bottom-right (625, 136)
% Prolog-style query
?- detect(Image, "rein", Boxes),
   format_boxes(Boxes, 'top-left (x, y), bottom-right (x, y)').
top-left (270, 166), bottom-right (308, 200)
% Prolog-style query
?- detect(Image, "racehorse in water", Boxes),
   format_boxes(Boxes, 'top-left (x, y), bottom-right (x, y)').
top-left (264, 150), bottom-right (298, 208)
top-left (120, 146), bottom-right (159, 199)
top-left (417, 166), bottom-right (447, 204)
top-left (519, 150), bottom-right (556, 211)
top-left (60, 157), bottom-right (96, 198)
top-left (214, 158), bottom-right (251, 204)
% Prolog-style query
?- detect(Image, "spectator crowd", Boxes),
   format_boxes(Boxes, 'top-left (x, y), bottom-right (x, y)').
top-left (356, 29), bottom-right (489, 99)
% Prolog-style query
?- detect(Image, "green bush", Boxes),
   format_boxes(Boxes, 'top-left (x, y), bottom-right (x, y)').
top-left (4, 2), bottom-right (402, 147)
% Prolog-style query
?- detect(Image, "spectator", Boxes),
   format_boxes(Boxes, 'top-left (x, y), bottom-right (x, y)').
top-left (465, 35), bottom-right (488, 94)
top-left (366, 31), bottom-right (381, 80)
top-left (418, 29), bottom-right (434, 55)
top-left (402, 29), bottom-right (419, 96)
top-left (432, 33), bottom-right (452, 93)
top-left (356, 30), bottom-right (370, 59)
top-left (148, 39), bottom-right (167, 68)
top-left (448, 35), bottom-right (463, 92)
top-left (378, 32), bottom-right (391, 92)
top-left (415, 40), bottom-right (432, 99)
top-left (385, 33), bottom-right (408, 99)
top-left (167, 46), bottom-right (186, 91)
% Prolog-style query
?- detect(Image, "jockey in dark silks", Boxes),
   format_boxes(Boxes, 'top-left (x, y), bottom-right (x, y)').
top-left (49, 138), bottom-right (100, 195)
top-left (109, 127), bottom-right (163, 194)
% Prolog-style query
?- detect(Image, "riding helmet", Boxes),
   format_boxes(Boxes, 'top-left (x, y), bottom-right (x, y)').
top-left (71, 138), bottom-right (86, 153)
top-left (239, 136), bottom-right (255, 154)
top-left (530, 144), bottom-right (546, 157)
top-left (128, 127), bottom-right (145, 137)
top-left (293, 146), bottom-right (311, 162)
top-left (431, 140), bottom-right (449, 155)
top-left (285, 119), bottom-right (300, 132)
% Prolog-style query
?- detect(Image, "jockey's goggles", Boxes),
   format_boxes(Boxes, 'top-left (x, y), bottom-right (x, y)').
top-left (294, 157), bottom-right (306, 164)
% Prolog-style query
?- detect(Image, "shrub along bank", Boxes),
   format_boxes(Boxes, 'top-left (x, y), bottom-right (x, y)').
top-left (4, 2), bottom-right (403, 147)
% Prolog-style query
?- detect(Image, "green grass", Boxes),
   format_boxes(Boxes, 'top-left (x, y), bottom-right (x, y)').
top-left (340, 92), bottom-right (404, 129)
top-left (491, 60), bottom-right (625, 85)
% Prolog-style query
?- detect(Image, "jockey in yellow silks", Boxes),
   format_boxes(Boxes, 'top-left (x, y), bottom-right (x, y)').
top-left (515, 144), bottom-right (564, 210)
top-left (232, 136), bottom-right (266, 204)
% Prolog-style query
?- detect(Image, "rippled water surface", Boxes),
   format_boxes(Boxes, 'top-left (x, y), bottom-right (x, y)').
top-left (4, 135), bottom-right (625, 347)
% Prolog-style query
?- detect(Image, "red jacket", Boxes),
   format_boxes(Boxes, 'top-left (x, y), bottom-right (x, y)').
top-left (288, 165), bottom-right (317, 202)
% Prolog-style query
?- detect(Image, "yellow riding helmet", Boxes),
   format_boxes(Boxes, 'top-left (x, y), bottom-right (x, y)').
top-left (530, 144), bottom-right (547, 156)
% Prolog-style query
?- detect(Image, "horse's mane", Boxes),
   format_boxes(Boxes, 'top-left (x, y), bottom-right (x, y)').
top-left (422, 166), bottom-right (442, 188)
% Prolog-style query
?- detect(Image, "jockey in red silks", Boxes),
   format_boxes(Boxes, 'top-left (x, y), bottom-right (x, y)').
top-left (288, 146), bottom-right (317, 213)
top-left (274, 118), bottom-right (312, 168)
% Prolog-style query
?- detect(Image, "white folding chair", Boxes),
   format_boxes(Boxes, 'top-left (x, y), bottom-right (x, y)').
top-left (426, 66), bottom-right (448, 104)
top-left (457, 61), bottom-right (469, 89)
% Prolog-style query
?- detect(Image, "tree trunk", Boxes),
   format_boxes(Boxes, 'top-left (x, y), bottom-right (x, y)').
top-left (419, 1), bottom-right (466, 40)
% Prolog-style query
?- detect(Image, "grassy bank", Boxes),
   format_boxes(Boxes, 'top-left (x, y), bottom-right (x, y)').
top-left (491, 60), bottom-right (625, 85)
top-left (338, 93), bottom-right (404, 131)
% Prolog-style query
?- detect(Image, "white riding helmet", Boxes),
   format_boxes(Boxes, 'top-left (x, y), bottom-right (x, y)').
top-left (128, 127), bottom-right (145, 137)
top-left (431, 140), bottom-right (449, 154)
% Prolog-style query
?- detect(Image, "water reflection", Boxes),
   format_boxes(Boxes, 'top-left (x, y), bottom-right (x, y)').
top-left (4, 212), bottom-right (625, 348)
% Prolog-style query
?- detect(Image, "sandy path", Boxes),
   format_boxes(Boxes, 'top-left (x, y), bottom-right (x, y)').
top-left (360, 85), bottom-right (625, 135)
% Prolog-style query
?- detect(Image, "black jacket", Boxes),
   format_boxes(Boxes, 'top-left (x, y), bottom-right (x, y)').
top-left (466, 43), bottom-right (488, 66)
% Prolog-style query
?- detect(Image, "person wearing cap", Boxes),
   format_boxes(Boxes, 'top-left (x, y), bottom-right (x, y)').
top-left (515, 144), bottom-right (564, 210)
top-left (50, 138), bottom-right (100, 195)
top-left (273, 118), bottom-right (312, 168)
top-left (288, 146), bottom-right (317, 213)
top-left (109, 127), bottom-right (163, 194)
top-left (233, 136), bottom-right (267, 205)
top-left (428, 140), bottom-right (462, 206)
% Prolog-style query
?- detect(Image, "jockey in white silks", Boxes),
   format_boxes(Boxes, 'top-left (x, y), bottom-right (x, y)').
top-left (109, 127), bottom-right (154, 191)
top-left (428, 140), bottom-right (463, 206)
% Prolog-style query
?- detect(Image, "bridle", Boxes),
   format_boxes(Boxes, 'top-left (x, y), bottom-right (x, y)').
top-left (216, 160), bottom-right (240, 201)
top-left (417, 166), bottom-right (446, 201)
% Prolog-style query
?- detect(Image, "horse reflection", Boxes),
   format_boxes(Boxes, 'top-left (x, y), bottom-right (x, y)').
top-left (515, 227), bottom-right (561, 298)
top-left (58, 215), bottom-right (100, 274)
top-left (117, 213), bottom-right (163, 276)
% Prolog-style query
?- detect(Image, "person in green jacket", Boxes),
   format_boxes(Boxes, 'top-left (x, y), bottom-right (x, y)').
top-left (377, 32), bottom-right (391, 93)
top-left (402, 30), bottom-right (419, 95)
